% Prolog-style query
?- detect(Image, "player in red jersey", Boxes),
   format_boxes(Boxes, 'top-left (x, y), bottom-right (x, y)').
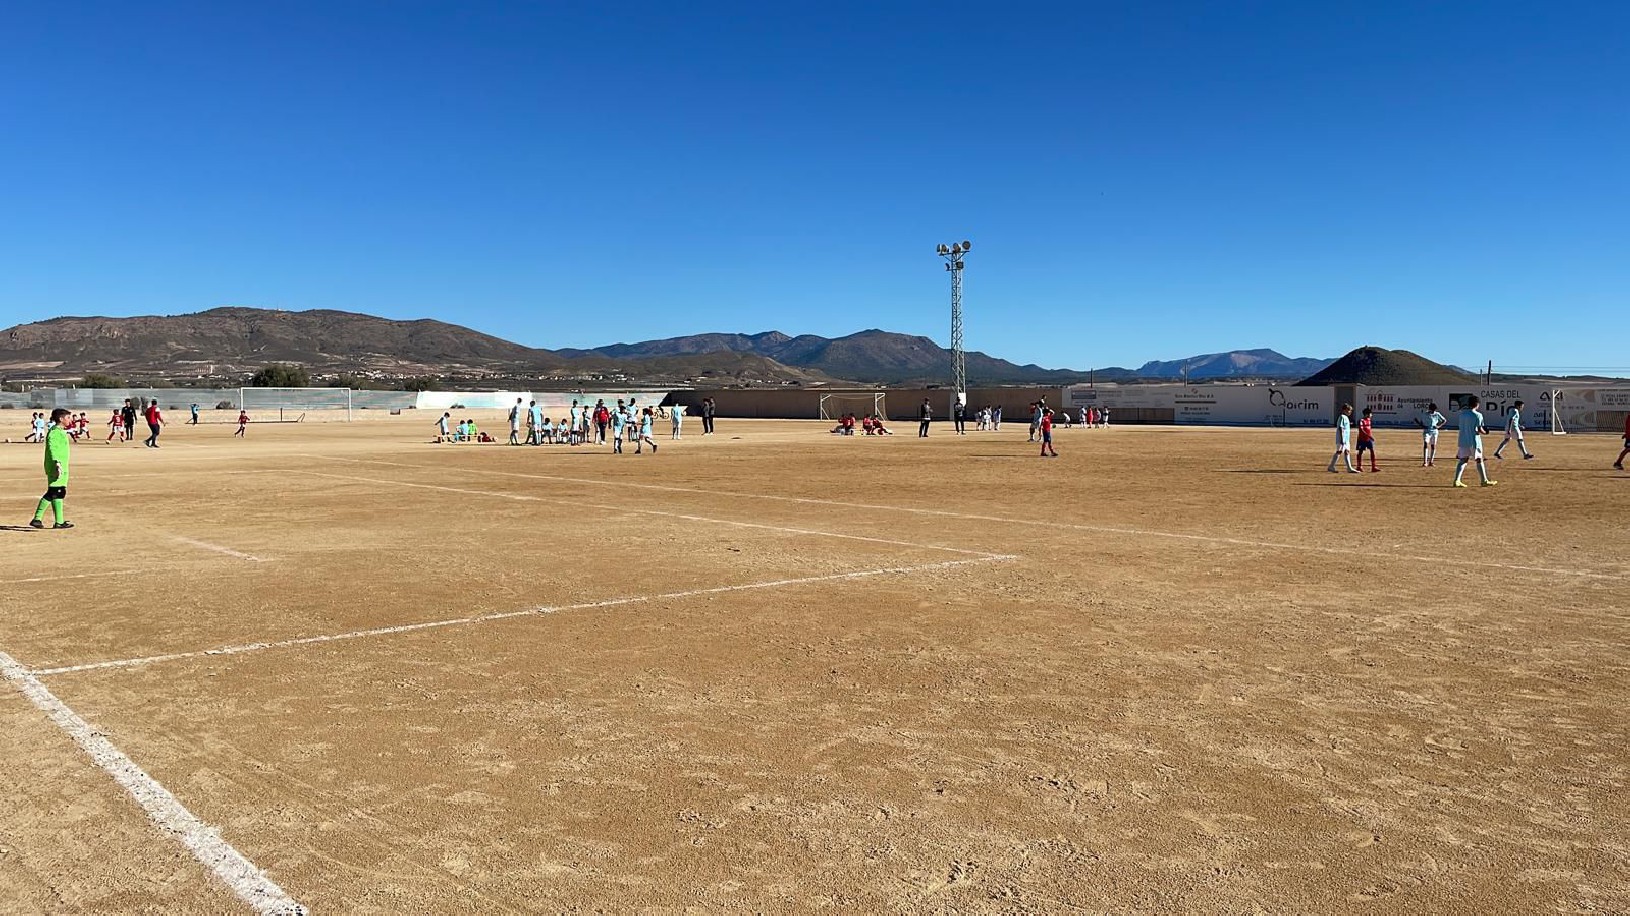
top-left (1355, 407), bottom-right (1379, 472)
top-left (1615, 413), bottom-right (1630, 470)
top-left (1038, 409), bottom-right (1058, 457)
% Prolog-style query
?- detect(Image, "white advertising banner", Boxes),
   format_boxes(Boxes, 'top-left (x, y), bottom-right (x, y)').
top-left (1065, 385), bottom-right (1176, 410)
top-left (1360, 385), bottom-right (1630, 432)
top-left (1172, 385), bottom-right (1333, 426)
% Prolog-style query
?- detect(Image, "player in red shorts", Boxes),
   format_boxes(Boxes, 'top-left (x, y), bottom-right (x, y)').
top-left (235, 410), bottom-right (250, 437)
top-left (1615, 413), bottom-right (1630, 470)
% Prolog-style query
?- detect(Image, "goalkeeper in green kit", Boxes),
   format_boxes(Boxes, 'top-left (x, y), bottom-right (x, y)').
top-left (30, 408), bottom-right (74, 530)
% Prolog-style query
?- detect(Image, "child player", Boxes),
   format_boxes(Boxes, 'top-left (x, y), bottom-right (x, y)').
top-left (1327, 404), bottom-right (1360, 473)
top-left (1355, 407), bottom-right (1379, 472)
top-left (29, 409), bottom-right (74, 529)
top-left (1493, 399), bottom-right (1535, 461)
top-left (106, 406), bottom-right (125, 443)
top-left (235, 409), bottom-right (250, 437)
top-left (1417, 402), bottom-right (1446, 467)
top-left (1038, 408), bottom-right (1058, 457)
top-left (1452, 395), bottom-right (1496, 488)
top-left (634, 407), bottom-right (658, 454)
top-left (1615, 411), bottom-right (1630, 471)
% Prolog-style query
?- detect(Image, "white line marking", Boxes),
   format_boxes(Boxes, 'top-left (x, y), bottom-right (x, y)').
top-left (170, 537), bottom-right (270, 563)
top-left (0, 570), bottom-right (133, 585)
top-left (35, 556), bottom-right (1014, 677)
top-left (0, 649), bottom-right (305, 914)
top-left (289, 470), bottom-right (1001, 559)
top-left (311, 457), bottom-right (1627, 581)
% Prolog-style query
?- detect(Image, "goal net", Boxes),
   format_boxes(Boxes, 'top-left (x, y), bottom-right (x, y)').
top-left (238, 387), bottom-right (353, 422)
top-left (818, 392), bottom-right (886, 421)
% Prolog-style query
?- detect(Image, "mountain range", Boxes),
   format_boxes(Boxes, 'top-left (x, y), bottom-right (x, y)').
top-left (0, 306), bottom-right (1335, 387)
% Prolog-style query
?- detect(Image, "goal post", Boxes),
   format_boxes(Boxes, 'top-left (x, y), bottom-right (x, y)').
top-left (818, 392), bottom-right (887, 421)
top-left (238, 387), bottom-right (353, 422)
top-left (1550, 389), bottom-right (1566, 435)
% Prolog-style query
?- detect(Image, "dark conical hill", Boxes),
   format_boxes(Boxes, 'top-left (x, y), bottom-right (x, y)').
top-left (1295, 346), bottom-right (1474, 386)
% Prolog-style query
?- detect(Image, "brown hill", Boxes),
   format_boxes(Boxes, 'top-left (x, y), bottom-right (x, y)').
top-left (1295, 346), bottom-right (1474, 386)
top-left (0, 307), bottom-right (839, 386)
top-left (0, 307), bottom-right (554, 377)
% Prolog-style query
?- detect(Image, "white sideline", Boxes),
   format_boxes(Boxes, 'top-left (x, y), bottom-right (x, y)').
top-left (170, 536), bottom-right (269, 563)
top-left (2, 570), bottom-right (132, 585)
top-left (290, 470), bottom-right (1003, 559)
top-left (0, 649), bottom-right (304, 914)
top-left (34, 556), bottom-right (1014, 677)
top-left (313, 457), bottom-right (1628, 582)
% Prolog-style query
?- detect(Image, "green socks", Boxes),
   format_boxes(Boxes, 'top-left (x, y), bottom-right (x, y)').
top-left (33, 499), bottom-right (49, 522)
top-left (50, 499), bottom-right (64, 525)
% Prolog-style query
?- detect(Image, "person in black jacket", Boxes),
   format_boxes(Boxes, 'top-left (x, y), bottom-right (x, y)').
top-left (918, 398), bottom-right (932, 437)
top-left (701, 398), bottom-right (716, 435)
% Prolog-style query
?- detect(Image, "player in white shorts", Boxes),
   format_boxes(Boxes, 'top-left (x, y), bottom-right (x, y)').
top-left (1492, 399), bottom-right (1535, 461)
top-left (1327, 403), bottom-right (1360, 473)
top-left (1417, 402), bottom-right (1446, 467)
top-left (1452, 395), bottom-right (1496, 488)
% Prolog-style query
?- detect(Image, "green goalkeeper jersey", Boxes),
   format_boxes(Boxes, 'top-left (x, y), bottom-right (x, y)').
top-left (44, 425), bottom-right (70, 484)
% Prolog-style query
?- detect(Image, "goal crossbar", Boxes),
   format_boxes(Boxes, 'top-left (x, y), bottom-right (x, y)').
top-left (818, 392), bottom-right (887, 421)
top-left (239, 387), bottom-right (353, 421)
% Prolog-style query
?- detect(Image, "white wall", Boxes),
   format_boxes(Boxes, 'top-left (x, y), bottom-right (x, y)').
top-left (1358, 384), bottom-right (1630, 431)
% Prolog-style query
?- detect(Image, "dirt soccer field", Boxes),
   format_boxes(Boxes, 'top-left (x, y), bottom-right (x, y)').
top-left (1, 413), bottom-right (1625, 913)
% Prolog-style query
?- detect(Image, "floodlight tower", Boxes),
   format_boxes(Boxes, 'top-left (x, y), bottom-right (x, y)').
top-left (936, 240), bottom-right (971, 406)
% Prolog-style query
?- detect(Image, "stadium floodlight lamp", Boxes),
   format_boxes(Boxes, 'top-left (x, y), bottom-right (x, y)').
top-left (961, 240), bottom-right (971, 251)
top-left (936, 243), bottom-right (948, 254)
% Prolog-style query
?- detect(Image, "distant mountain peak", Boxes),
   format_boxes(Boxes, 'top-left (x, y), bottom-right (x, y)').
top-left (1135, 349), bottom-right (1333, 380)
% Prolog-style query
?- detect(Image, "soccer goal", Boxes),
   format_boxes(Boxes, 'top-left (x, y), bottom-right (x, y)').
top-left (818, 392), bottom-right (887, 421)
top-left (238, 387), bottom-right (353, 422)
top-left (1550, 389), bottom-right (1567, 435)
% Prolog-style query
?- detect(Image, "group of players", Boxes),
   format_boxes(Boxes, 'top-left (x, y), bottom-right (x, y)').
top-left (435, 398), bottom-right (671, 454)
top-left (1329, 396), bottom-right (1544, 487)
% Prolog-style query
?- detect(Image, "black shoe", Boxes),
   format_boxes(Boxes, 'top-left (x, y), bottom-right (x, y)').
top-left (53, 521), bottom-right (74, 529)
top-left (28, 519), bottom-right (44, 529)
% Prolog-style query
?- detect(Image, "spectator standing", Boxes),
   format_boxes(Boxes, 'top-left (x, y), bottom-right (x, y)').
top-left (918, 398), bottom-right (932, 438)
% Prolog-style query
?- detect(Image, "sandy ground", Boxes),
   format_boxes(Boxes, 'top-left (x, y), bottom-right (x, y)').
top-left (1, 412), bottom-right (1626, 913)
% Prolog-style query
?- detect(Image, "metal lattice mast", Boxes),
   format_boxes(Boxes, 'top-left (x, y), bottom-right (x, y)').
top-left (936, 240), bottom-right (971, 403)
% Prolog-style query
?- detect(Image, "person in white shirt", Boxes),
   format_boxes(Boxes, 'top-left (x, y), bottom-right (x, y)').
top-left (1416, 403), bottom-right (1446, 467)
top-left (1492, 400), bottom-right (1535, 461)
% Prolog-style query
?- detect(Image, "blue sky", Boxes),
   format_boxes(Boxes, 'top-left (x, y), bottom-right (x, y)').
top-left (2, 1), bottom-right (1626, 373)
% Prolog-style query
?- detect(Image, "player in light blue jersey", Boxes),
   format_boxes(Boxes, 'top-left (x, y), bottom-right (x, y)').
top-left (1452, 395), bottom-right (1496, 488)
top-left (634, 407), bottom-right (658, 454)
top-left (1326, 403), bottom-right (1360, 473)
top-left (1417, 402), bottom-right (1447, 467)
top-left (1493, 399), bottom-right (1535, 461)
